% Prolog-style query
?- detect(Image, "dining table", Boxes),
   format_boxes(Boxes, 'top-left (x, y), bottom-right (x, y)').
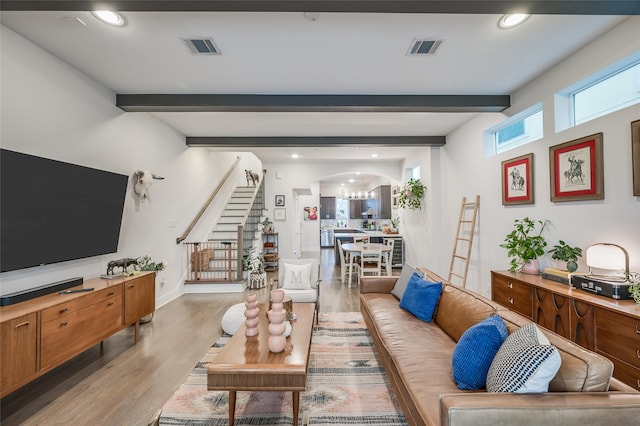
top-left (341, 242), bottom-right (394, 282)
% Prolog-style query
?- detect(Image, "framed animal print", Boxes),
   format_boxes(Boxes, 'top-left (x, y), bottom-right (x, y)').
top-left (632, 119), bottom-right (640, 196)
top-left (275, 194), bottom-right (285, 207)
top-left (549, 133), bottom-right (603, 202)
top-left (502, 153), bottom-right (534, 205)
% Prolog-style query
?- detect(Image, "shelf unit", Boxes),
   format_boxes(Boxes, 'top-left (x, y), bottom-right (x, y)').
top-left (262, 233), bottom-right (279, 271)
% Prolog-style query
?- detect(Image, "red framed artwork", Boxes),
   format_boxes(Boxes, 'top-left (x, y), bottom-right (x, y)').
top-left (632, 119), bottom-right (640, 196)
top-left (502, 153), bottom-right (534, 205)
top-left (549, 133), bottom-right (603, 202)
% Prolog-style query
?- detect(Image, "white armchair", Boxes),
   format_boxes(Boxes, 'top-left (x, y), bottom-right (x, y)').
top-left (272, 258), bottom-right (321, 324)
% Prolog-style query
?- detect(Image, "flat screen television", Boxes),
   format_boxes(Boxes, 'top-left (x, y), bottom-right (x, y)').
top-left (1, 149), bottom-right (128, 273)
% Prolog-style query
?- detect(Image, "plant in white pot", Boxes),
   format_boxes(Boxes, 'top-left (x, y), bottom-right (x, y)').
top-left (500, 217), bottom-right (549, 274)
top-left (548, 240), bottom-right (583, 273)
top-left (398, 178), bottom-right (426, 210)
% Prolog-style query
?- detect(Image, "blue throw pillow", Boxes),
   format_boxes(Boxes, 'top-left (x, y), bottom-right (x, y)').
top-left (399, 273), bottom-right (442, 323)
top-left (452, 315), bottom-right (509, 390)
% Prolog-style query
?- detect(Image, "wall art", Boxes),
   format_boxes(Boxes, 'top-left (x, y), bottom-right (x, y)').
top-left (275, 194), bottom-right (285, 207)
top-left (632, 119), bottom-right (640, 196)
top-left (501, 153), bottom-right (534, 205)
top-left (304, 206), bottom-right (318, 220)
top-left (274, 207), bottom-right (286, 221)
top-left (549, 133), bottom-right (603, 202)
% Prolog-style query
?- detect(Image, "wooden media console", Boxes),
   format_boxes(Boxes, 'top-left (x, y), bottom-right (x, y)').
top-left (0, 272), bottom-right (155, 397)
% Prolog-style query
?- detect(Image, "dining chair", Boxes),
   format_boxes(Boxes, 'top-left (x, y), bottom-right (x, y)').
top-left (357, 246), bottom-right (382, 285)
top-left (337, 239), bottom-right (355, 286)
top-left (382, 238), bottom-right (395, 276)
top-left (353, 235), bottom-right (370, 243)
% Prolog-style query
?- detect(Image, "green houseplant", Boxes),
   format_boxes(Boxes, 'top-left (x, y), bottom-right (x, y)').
top-left (500, 217), bottom-right (549, 273)
top-left (398, 178), bottom-right (426, 209)
top-left (548, 240), bottom-right (583, 273)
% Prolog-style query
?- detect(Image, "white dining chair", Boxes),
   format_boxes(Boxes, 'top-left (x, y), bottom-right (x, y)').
top-left (357, 246), bottom-right (382, 285)
top-left (353, 235), bottom-right (369, 243)
top-left (337, 239), bottom-right (355, 286)
top-left (382, 238), bottom-right (395, 276)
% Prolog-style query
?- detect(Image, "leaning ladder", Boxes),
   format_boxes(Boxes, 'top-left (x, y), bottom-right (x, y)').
top-left (448, 195), bottom-right (480, 288)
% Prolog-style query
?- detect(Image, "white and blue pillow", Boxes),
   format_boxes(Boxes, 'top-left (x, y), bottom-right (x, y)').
top-left (486, 323), bottom-right (561, 393)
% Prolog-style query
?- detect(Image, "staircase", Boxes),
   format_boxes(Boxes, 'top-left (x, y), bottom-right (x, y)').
top-left (184, 181), bottom-right (265, 293)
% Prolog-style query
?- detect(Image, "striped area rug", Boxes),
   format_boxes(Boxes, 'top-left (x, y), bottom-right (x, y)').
top-left (159, 312), bottom-right (407, 425)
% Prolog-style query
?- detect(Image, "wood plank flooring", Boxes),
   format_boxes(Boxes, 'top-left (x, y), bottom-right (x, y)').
top-left (1, 248), bottom-right (372, 426)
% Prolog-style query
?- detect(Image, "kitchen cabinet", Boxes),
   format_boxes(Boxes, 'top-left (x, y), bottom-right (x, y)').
top-left (376, 185), bottom-right (392, 219)
top-left (491, 270), bottom-right (640, 390)
top-left (320, 196), bottom-right (336, 219)
top-left (1, 313), bottom-right (37, 395)
top-left (349, 199), bottom-right (365, 219)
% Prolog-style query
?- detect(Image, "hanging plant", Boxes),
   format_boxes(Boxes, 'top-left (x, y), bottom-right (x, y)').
top-left (398, 178), bottom-right (426, 209)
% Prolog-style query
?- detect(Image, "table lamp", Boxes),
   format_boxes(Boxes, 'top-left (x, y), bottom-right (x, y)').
top-left (585, 243), bottom-right (629, 282)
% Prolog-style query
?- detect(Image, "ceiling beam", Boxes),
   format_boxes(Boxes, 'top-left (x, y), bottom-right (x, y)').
top-left (116, 94), bottom-right (510, 113)
top-left (1, 1), bottom-right (639, 14)
top-left (186, 136), bottom-right (446, 147)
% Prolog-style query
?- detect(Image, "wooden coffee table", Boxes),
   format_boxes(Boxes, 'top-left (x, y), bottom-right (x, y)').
top-left (207, 302), bottom-right (315, 425)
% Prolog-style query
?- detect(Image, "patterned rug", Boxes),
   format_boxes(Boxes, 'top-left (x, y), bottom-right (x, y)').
top-left (159, 312), bottom-right (407, 425)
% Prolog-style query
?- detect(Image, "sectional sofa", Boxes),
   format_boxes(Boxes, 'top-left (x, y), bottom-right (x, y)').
top-left (359, 268), bottom-right (640, 426)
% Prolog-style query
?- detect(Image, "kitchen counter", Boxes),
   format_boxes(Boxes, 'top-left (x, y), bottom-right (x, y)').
top-left (333, 231), bottom-right (402, 264)
top-left (333, 230), bottom-right (401, 237)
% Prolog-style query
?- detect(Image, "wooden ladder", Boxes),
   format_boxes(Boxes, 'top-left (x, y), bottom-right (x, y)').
top-left (448, 195), bottom-right (479, 288)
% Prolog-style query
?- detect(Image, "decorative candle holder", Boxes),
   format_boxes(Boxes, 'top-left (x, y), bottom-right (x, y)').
top-left (268, 289), bottom-right (287, 353)
top-left (244, 293), bottom-right (260, 337)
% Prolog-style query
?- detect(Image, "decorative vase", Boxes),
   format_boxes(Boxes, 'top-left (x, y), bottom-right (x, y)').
top-left (521, 259), bottom-right (540, 274)
top-left (268, 289), bottom-right (287, 353)
top-left (244, 293), bottom-right (260, 337)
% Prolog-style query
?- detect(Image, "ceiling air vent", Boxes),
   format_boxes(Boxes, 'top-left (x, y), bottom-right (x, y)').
top-left (182, 37), bottom-right (221, 55)
top-left (408, 39), bottom-right (443, 56)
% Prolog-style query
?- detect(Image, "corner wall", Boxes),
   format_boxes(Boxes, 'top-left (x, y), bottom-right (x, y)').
top-left (0, 26), bottom-right (261, 306)
top-left (437, 17), bottom-right (640, 297)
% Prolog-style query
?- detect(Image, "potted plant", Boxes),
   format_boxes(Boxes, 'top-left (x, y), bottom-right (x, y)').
top-left (548, 240), bottom-right (583, 273)
top-left (245, 245), bottom-right (266, 289)
top-left (398, 178), bottom-right (426, 209)
top-left (390, 216), bottom-right (400, 232)
top-left (500, 217), bottom-right (549, 274)
top-left (261, 217), bottom-right (274, 233)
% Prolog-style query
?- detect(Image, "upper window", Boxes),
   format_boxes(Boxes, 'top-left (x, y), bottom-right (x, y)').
top-left (555, 52), bottom-right (640, 132)
top-left (486, 104), bottom-right (543, 155)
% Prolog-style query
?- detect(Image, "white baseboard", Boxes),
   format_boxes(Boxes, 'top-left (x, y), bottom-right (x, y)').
top-left (183, 282), bottom-right (245, 293)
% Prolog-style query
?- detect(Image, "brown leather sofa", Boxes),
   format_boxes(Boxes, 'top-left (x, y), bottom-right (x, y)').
top-left (359, 269), bottom-right (640, 426)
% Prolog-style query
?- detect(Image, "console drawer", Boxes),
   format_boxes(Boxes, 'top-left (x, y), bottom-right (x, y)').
top-left (595, 308), bottom-right (640, 369)
top-left (598, 350), bottom-right (640, 391)
top-left (41, 285), bottom-right (122, 324)
top-left (491, 273), bottom-right (532, 319)
top-left (41, 295), bottom-right (123, 369)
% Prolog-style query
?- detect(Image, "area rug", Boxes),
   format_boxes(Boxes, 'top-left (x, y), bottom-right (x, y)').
top-left (159, 312), bottom-right (407, 425)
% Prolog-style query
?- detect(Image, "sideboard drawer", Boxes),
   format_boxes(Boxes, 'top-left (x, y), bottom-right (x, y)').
top-left (595, 308), bottom-right (640, 369)
top-left (598, 351), bottom-right (640, 391)
top-left (41, 285), bottom-right (122, 324)
top-left (491, 273), bottom-right (532, 319)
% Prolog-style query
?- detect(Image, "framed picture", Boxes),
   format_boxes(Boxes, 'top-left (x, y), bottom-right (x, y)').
top-left (274, 208), bottom-right (286, 221)
top-left (549, 133), bottom-right (604, 202)
top-left (632, 119), bottom-right (640, 196)
top-left (501, 153), bottom-right (534, 205)
top-left (275, 194), bottom-right (285, 207)
top-left (303, 206), bottom-right (318, 220)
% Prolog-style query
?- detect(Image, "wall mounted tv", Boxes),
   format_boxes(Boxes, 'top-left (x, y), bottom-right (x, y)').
top-left (1, 149), bottom-right (128, 273)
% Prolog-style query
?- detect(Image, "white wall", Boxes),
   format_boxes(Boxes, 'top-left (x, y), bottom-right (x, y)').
top-left (262, 161), bottom-right (403, 257)
top-left (0, 26), bottom-right (261, 306)
top-left (434, 17), bottom-right (640, 297)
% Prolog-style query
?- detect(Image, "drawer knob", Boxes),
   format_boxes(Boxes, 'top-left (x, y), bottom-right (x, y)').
top-left (637, 350), bottom-right (640, 359)
top-left (108, 302), bottom-right (114, 306)
top-left (636, 325), bottom-right (640, 334)
top-left (637, 379), bottom-right (640, 390)
top-left (108, 292), bottom-right (115, 296)
top-left (128, 284), bottom-right (134, 289)
top-left (508, 282), bottom-right (513, 289)
top-left (508, 296), bottom-right (514, 304)
top-left (61, 321), bottom-right (68, 327)
top-left (15, 321), bottom-right (30, 329)
top-left (60, 308), bottom-right (68, 314)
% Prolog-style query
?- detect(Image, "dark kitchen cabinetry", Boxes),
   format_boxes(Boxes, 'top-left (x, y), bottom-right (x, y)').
top-left (349, 199), bottom-right (365, 219)
top-left (320, 196), bottom-right (336, 219)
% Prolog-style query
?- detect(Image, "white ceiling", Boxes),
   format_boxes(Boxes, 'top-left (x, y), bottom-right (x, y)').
top-left (0, 9), bottom-right (628, 165)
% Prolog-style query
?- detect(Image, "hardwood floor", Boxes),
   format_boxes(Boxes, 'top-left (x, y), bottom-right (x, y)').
top-left (0, 248), bottom-right (373, 426)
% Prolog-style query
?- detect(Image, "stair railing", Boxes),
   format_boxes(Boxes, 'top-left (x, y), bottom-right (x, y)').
top-left (176, 155), bottom-right (241, 244)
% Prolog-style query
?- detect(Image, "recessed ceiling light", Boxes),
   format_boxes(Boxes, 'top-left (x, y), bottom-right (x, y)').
top-left (349, 179), bottom-right (355, 183)
top-left (371, 153), bottom-right (379, 158)
top-left (92, 10), bottom-right (126, 27)
top-left (291, 153), bottom-right (299, 159)
top-left (498, 13), bottom-right (529, 29)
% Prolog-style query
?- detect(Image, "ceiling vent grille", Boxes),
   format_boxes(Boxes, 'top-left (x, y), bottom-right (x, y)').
top-left (408, 39), bottom-right (443, 56)
top-left (182, 37), bottom-right (221, 55)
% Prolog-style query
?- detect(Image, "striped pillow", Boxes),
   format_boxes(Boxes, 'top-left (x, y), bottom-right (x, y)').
top-left (486, 323), bottom-right (561, 393)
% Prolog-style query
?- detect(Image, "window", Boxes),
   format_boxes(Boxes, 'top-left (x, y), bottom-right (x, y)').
top-left (485, 104), bottom-right (543, 155)
top-left (405, 166), bottom-right (421, 181)
top-left (555, 52), bottom-right (640, 131)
